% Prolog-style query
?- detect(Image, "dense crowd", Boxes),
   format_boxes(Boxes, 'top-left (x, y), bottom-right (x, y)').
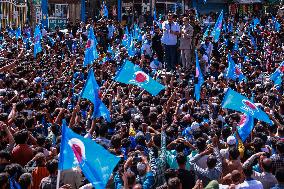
top-left (0, 7), bottom-right (283, 189)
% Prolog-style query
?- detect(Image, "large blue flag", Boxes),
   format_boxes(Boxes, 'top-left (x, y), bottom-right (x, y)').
top-left (115, 60), bottom-right (165, 96)
top-left (211, 10), bottom-right (223, 43)
top-left (81, 69), bottom-right (111, 122)
top-left (270, 61), bottom-right (284, 85)
top-left (194, 50), bottom-right (204, 101)
top-left (237, 96), bottom-right (254, 142)
top-left (33, 25), bottom-right (42, 57)
top-left (221, 88), bottom-right (272, 124)
top-left (59, 120), bottom-right (120, 189)
top-left (225, 54), bottom-right (246, 81)
top-left (83, 27), bottom-right (99, 67)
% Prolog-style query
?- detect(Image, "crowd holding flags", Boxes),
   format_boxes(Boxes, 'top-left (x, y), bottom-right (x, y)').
top-left (2, 9), bottom-right (283, 187)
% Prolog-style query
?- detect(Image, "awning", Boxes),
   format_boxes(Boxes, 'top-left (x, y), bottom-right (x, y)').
top-left (234, 0), bottom-right (262, 3)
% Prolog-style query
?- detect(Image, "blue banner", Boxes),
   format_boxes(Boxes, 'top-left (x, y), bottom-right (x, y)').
top-left (117, 0), bottom-right (121, 21)
top-left (81, 0), bottom-right (86, 22)
top-left (41, 0), bottom-right (48, 28)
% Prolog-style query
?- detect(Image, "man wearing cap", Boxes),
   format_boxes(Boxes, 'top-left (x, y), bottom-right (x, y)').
top-left (220, 136), bottom-right (237, 159)
top-left (161, 13), bottom-right (180, 72)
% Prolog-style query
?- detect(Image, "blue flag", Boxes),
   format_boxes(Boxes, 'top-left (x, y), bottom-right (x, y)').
top-left (59, 120), bottom-right (119, 189)
top-left (237, 95), bottom-right (254, 142)
top-left (194, 50), bottom-right (204, 101)
top-left (83, 27), bottom-right (99, 67)
top-left (270, 61), bottom-right (284, 85)
top-left (203, 25), bottom-right (210, 41)
top-left (80, 69), bottom-right (111, 122)
top-left (15, 27), bottom-right (21, 39)
top-left (253, 18), bottom-right (260, 28)
top-left (33, 25), bottom-right (42, 57)
top-left (103, 1), bottom-right (108, 18)
top-left (225, 54), bottom-right (246, 81)
top-left (221, 88), bottom-right (272, 124)
top-left (211, 10), bottom-right (223, 43)
top-left (153, 7), bottom-right (157, 21)
top-left (115, 60), bottom-right (165, 96)
top-left (272, 17), bottom-right (281, 32)
top-left (249, 34), bottom-right (257, 50)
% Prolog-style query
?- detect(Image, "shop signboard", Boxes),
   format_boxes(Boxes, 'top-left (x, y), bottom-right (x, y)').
top-left (49, 17), bottom-right (67, 29)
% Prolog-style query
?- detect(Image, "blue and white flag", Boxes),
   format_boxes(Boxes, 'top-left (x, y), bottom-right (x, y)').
top-left (270, 61), bottom-right (284, 85)
top-left (59, 120), bottom-right (120, 189)
top-left (33, 25), bottom-right (42, 57)
top-left (115, 60), bottom-right (165, 96)
top-left (83, 27), bottom-right (99, 67)
top-left (80, 69), bottom-right (111, 122)
top-left (225, 54), bottom-right (246, 81)
top-left (211, 10), bottom-right (223, 43)
top-left (194, 50), bottom-right (204, 101)
top-left (221, 88), bottom-right (272, 124)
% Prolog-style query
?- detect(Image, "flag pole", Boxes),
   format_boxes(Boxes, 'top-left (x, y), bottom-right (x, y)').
top-left (56, 170), bottom-right (61, 189)
top-left (102, 81), bottom-right (116, 98)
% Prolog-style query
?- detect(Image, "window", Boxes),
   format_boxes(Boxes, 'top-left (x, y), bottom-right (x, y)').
top-left (48, 3), bottom-right (68, 18)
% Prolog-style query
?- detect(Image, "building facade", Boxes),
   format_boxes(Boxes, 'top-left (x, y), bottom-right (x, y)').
top-left (0, 0), bottom-right (27, 27)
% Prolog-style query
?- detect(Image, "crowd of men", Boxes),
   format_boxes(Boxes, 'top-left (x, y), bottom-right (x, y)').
top-left (0, 6), bottom-right (283, 189)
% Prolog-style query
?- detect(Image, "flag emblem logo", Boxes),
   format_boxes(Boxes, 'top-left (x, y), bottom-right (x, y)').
top-left (242, 99), bottom-right (259, 113)
top-left (235, 67), bottom-right (241, 75)
top-left (86, 40), bottom-right (93, 48)
top-left (134, 71), bottom-right (149, 83)
top-left (68, 138), bottom-right (86, 163)
top-left (280, 65), bottom-right (284, 73)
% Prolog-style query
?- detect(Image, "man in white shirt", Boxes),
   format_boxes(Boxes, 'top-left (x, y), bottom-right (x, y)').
top-left (161, 13), bottom-right (180, 72)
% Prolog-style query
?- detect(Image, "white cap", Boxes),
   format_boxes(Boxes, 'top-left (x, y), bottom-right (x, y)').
top-left (191, 122), bottom-right (200, 131)
top-left (227, 136), bottom-right (236, 146)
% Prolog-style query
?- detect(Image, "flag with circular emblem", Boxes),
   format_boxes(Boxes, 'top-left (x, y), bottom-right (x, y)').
top-left (114, 60), bottom-right (165, 96)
